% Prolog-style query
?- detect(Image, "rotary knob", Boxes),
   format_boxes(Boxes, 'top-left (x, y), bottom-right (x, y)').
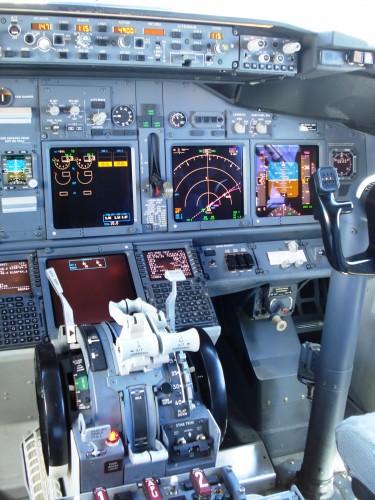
top-left (215, 42), bottom-right (229, 54)
top-left (247, 39), bottom-right (266, 51)
top-left (28, 178), bottom-right (38, 188)
top-left (234, 121), bottom-right (246, 134)
top-left (91, 111), bottom-right (107, 126)
top-left (48, 105), bottom-right (60, 116)
top-left (37, 36), bottom-right (52, 52)
top-left (258, 53), bottom-right (271, 63)
top-left (283, 42), bottom-right (301, 55)
top-left (255, 121), bottom-right (268, 134)
top-left (76, 33), bottom-right (92, 49)
top-left (118, 36), bottom-right (131, 49)
top-left (69, 105), bottom-right (80, 117)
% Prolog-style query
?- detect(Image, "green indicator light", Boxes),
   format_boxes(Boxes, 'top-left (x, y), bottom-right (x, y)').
top-left (148, 109), bottom-right (155, 115)
top-left (75, 375), bottom-right (89, 391)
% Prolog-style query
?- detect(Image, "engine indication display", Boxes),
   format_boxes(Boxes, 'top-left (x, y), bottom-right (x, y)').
top-left (50, 146), bottom-right (134, 229)
top-left (255, 144), bottom-right (318, 218)
top-left (172, 145), bottom-right (244, 223)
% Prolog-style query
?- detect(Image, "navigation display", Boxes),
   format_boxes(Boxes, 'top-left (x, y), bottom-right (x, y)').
top-left (143, 249), bottom-right (193, 280)
top-left (171, 145), bottom-right (244, 223)
top-left (50, 146), bottom-right (134, 229)
top-left (255, 144), bottom-right (318, 217)
top-left (46, 254), bottom-right (136, 326)
top-left (0, 261), bottom-right (31, 296)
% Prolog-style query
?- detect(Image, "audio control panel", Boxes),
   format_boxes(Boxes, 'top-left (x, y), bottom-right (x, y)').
top-left (0, 11), bottom-right (300, 77)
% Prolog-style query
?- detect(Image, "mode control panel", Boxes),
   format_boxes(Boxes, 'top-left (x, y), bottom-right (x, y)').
top-left (0, 11), bottom-right (301, 76)
top-left (0, 13), bottom-right (238, 70)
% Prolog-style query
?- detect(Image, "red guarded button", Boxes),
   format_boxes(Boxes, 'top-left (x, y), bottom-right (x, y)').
top-left (93, 487), bottom-right (109, 500)
top-left (190, 468), bottom-right (212, 497)
top-left (142, 477), bottom-right (163, 499)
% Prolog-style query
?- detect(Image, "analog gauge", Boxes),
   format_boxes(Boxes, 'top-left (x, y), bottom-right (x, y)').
top-left (51, 155), bottom-right (73, 170)
top-left (112, 105), bottom-right (134, 127)
top-left (331, 149), bottom-right (356, 178)
top-left (75, 154), bottom-right (95, 169)
top-left (0, 88), bottom-right (13, 106)
top-left (169, 111), bottom-right (187, 128)
top-left (269, 205), bottom-right (300, 216)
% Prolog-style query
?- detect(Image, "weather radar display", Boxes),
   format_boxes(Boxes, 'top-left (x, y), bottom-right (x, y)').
top-left (172, 145), bottom-right (244, 223)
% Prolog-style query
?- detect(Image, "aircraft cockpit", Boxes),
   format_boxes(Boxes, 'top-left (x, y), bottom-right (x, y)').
top-left (1, 2), bottom-right (375, 499)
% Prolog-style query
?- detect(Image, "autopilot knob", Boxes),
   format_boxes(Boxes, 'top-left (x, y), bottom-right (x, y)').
top-left (215, 42), bottom-right (229, 54)
top-left (37, 36), bottom-right (52, 52)
top-left (91, 111), bottom-right (107, 126)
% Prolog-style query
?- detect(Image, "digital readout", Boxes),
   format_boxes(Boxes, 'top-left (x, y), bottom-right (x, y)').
top-left (113, 26), bottom-right (136, 35)
top-left (143, 249), bottom-right (193, 281)
top-left (75, 24), bottom-right (91, 32)
top-left (210, 32), bottom-right (223, 40)
top-left (143, 27), bottom-right (165, 36)
top-left (0, 261), bottom-right (31, 296)
top-left (31, 23), bottom-right (52, 30)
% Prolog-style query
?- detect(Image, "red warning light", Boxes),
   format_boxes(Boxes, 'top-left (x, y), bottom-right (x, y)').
top-left (106, 429), bottom-right (120, 445)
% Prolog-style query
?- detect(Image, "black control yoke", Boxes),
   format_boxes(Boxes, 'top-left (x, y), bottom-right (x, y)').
top-left (309, 167), bottom-right (375, 274)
